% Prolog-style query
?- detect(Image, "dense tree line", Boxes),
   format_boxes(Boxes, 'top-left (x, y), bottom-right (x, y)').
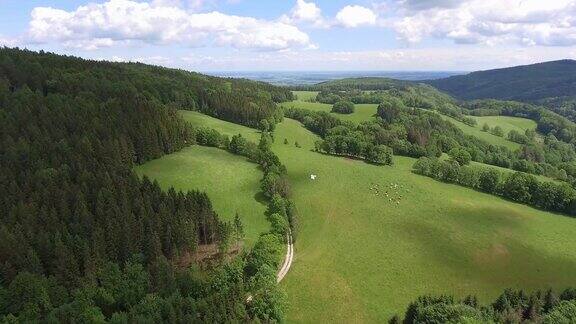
top-left (538, 96), bottom-right (576, 123)
top-left (314, 125), bottom-right (393, 165)
top-left (197, 126), bottom-right (299, 241)
top-left (413, 157), bottom-right (576, 215)
top-left (392, 288), bottom-right (576, 323)
top-left (0, 48), bottom-right (290, 322)
top-left (285, 108), bottom-right (393, 165)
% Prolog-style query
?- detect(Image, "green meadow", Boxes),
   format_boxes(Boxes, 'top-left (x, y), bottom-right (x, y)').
top-left (182, 112), bottom-right (576, 323)
top-left (134, 145), bottom-right (268, 247)
top-left (473, 115), bottom-right (537, 134)
top-left (439, 114), bottom-right (522, 150)
top-left (280, 95), bottom-right (378, 124)
top-left (293, 91), bottom-right (319, 101)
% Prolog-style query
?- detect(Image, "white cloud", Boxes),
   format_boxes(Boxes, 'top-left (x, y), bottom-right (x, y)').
top-left (0, 36), bottom-right (19, 47)
top-left (28, 0), bottom-right (311, 51)
top-left (281, 0), bottom-right (327, 28)
top-left (291, 0), bottom-right (321, 22)
top-left (335, 5), bottom-right (377, 28)
top-left (393, 0), bottom-right (576, 46)
top-left (178, 46), bottom-right (576, 71)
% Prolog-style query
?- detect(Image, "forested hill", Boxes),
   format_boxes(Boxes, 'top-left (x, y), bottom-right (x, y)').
top-left (0, 48), bottom-right (292, 128)
top-left (308, 77), bottom-right (413, 91)
top-left (0, 48), bottom-right (288, 322)
top-left (428, 60), bottom-right (576, 102)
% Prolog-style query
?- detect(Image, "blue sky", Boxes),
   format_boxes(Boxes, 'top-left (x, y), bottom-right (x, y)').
top-left (1, 0), bottom-right (576, 71)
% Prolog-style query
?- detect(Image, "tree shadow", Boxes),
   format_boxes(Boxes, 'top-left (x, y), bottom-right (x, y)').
top-left (253, 191), bottom-right (268, 206)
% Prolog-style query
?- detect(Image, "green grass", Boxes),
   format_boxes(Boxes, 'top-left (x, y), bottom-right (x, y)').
top-left (134, 145), bottom-right (268, 247)
top-left (293, 91), bottom-right (318, 102)
top-left (184, 112), bottom-right (576, 323)
top-left (440, 114), bottom-right (522, 150)
top-left (280, 100), bottom-right (378, 124)
top-left (472, 115), bottom-right (537, 134)
top-left (180, 110), bottom-right (261, 142)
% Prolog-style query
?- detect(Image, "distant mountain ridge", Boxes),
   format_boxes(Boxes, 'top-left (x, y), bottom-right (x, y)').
top-left (427, 60), bottom-right (576, 102)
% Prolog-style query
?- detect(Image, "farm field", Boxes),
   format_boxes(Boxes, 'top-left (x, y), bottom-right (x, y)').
top-left (134, 145), bottom-right (268, 247)
top-left (184, 112), bottom-right (576, 323)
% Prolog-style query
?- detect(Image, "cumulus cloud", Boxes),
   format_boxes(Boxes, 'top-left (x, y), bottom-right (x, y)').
top-left (291, 0), bottom-right (322, 22)
top-left (28, 0), bottom-right (311, 51)
top-left (281, 0), bottom-right (327, 28)
top-left (335, 5), bottom-right (377, 28)
top-left (172, 46), bottom-right (576, 71)
top-left (393, 0), bottom-right (576, 46)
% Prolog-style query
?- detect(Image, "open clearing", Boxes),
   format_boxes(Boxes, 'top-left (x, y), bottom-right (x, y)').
top-left (440, 114), bottom-right (522, 150)
top-left (135, 145), bottom-right (268, 247)
top-left (472, 115), bottom-right (537, 135)
top-left (293, 91), bottom-right (318, 101)
top-left (186, 112), bottom-right (576, 323)
top-left (280, 97), bottom-right (378, 124)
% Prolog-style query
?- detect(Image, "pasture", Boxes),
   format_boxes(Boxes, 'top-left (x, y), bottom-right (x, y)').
top-left (440, 114), bottom-right (522, 150)
top-left (473, 115), bottom-right (537, 134)
top-left (184, 112), bottom-right (576, 323)
top-left (280, 99), bottom-right (378, 124)
top-left (293, 91), bottom-right (318, 101)
top-left (134, 145), bottom-right (268, 247)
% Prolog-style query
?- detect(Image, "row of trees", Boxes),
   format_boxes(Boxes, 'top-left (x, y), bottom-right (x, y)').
top-left (314, 125), bottom-right (393, 165)
top-left (393, 288), bottom-right (576, 323)
top-left (413, 157), bottom-right (576, 215)
top-left (285, 108), bottom-right (394, 165)
top-left (199, 128), bottom-right (298, 240)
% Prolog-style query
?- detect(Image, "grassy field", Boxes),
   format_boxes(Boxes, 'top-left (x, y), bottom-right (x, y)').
top-left (440, 114), bottom-right (522, 150)
top-left (280, 99), bottom-right (378, 124)
top-left (134, 145), bottom-right (268, 247)
top-left (293, 91), bottom-right (318, 101)
top-left (180, 110), bottom-right (261, 142)
top-left (473, 115), bottom-right (537, 134)
top-left (184, 112), bottom-right (576, 323)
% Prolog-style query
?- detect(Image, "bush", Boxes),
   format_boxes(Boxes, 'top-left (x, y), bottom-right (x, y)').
top-left (331, 100), bottom-right (355, 114)
top-left (448, 148), bottom-right (471, 166)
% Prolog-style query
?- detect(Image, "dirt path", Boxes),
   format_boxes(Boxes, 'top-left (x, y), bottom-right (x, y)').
top-left (277, 231), bottom-right (294, 283)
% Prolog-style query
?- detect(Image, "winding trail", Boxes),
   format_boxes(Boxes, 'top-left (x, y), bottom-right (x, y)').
top-left (277, 231), bottom-right (294, 283)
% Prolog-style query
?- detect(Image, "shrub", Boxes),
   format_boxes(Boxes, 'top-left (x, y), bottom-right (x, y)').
top-left (448, 148), bottom-right (472, 166)
top-left (331, 100), bottom-right (355, 114)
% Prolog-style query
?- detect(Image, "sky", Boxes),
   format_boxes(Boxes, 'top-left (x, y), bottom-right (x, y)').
top-left (1, 0), bottom-right (576, 71)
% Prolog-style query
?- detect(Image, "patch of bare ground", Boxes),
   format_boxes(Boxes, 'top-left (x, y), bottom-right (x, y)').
top-left (473, 243), bottom-right (510, 266)
top-left (175, 242), bottom-right (244, 269)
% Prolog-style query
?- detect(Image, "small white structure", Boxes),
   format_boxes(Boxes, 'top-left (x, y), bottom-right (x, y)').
top-left (310, 174), bottom-right (317, 180)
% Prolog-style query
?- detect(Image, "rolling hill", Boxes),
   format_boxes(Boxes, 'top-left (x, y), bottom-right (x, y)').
top-left (428, 60), bottom-right (576, 102)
